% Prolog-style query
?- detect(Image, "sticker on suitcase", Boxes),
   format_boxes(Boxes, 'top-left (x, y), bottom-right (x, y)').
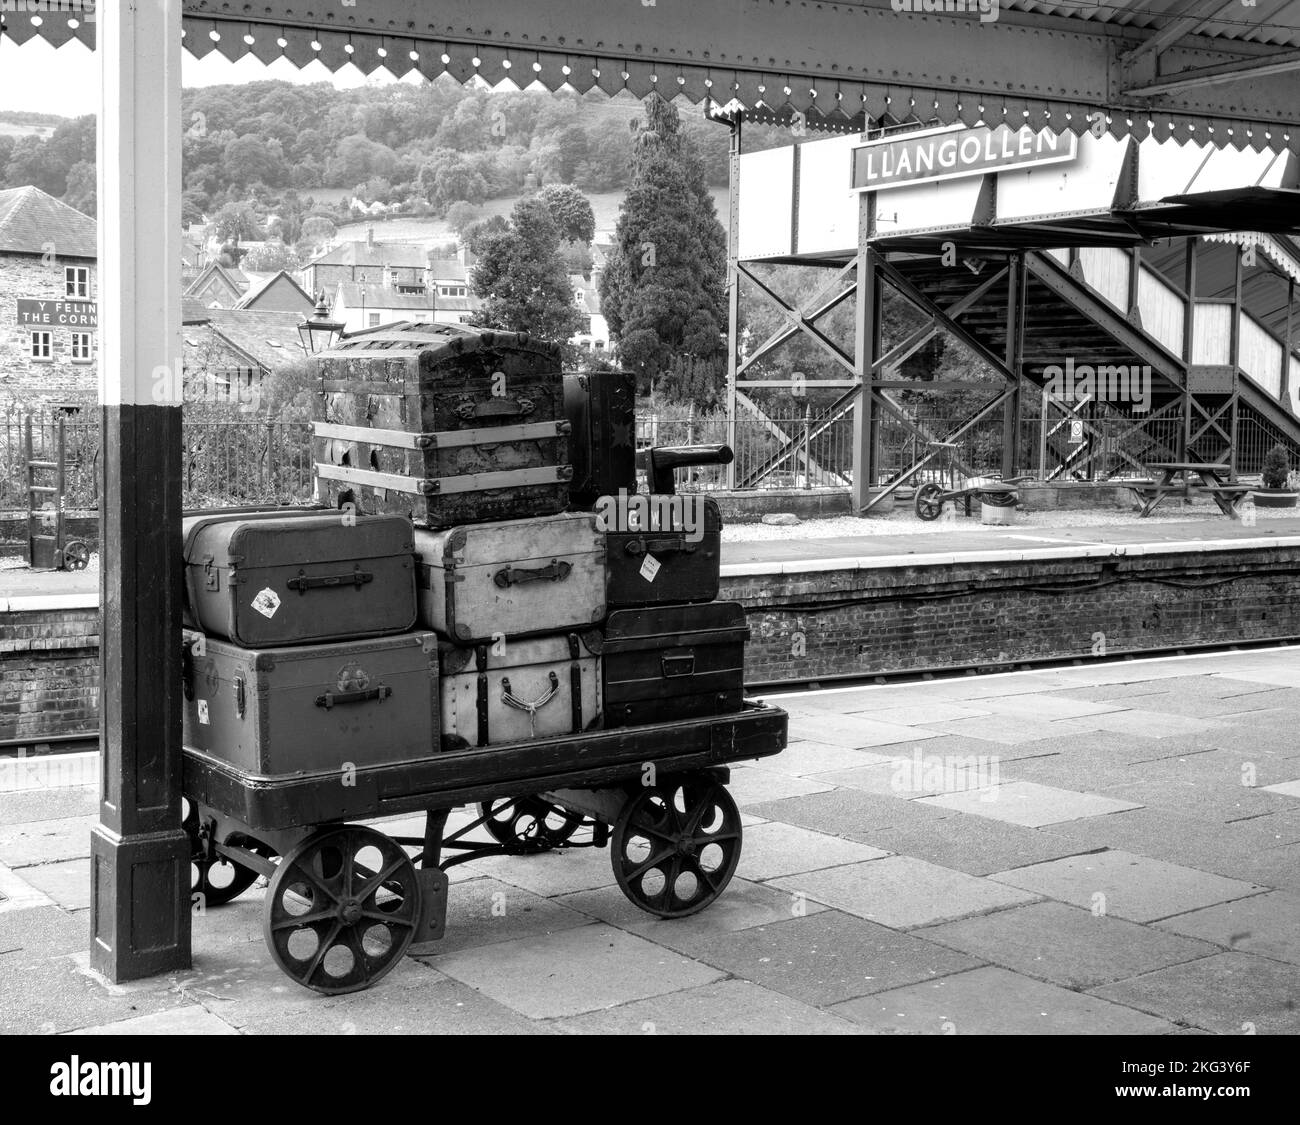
top-left (639, 554), bottom-right (661, 583)
top-left (250, 588), bottom-right (282, 619)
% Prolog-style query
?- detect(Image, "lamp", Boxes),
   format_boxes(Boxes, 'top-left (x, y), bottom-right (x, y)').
top-left (298, 294), bottom-right (345, 355)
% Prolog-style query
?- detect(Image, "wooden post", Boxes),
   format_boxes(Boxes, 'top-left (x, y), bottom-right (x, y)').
top-left (724, 115), bottom-right (741, 490)
top-left (90, 0), bottom-right (191, 982)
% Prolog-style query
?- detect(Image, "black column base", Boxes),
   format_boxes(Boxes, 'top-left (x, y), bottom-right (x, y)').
top-left (90, 824), bottom-right (192, 981)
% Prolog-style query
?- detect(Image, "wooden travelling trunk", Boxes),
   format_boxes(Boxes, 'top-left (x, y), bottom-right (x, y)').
top-left (312, 323), bottom-right (572, 527)
top-left (438, 632), bottom-right (602, 750)
top-left (564, 369), bottom-right (637, 508)
top-left (602, 602), bottom-right (748, 728)
top-left (182, 510), bottom-right (417, 647)
top-left (181, 630), bottom-right (440, 777)
top-left (413, 512), bottom-right (606, 643)
top-left (602, 494), bottom-right (722, 607)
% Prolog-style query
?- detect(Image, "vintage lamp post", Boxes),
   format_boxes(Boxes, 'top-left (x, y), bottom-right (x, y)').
top-left (298, 295), bottom-right (345, 354)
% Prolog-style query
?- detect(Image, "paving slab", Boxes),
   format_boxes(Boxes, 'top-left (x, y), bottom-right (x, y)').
top-left (918, 781), bottom-right (1143, 827)
top-left (15, 858), bottom-right (90, 911)
top-left (770, 856), bottom-right (1038, 930)
top-left (70, 1006), bottom-right (239, 1035)
top-left (989, 850), bottom-right (1266, 923)
top-left (553, 978), bottom-right (865, 1035)
top-left (0, 787), bottom-right (96, 827)
top-left (745, 787), bottom-right (954, 841)
top-left (426, 923), bottom-right (725, 1020)
top-left (556, 876), bottom-right (828, 941)
top-left (811, 756), bottom-right (1003, 800)
top-left (1155, 891), bottom-right (1300, 966)
top-left (830, 965), bottom-right (1176, 1035)
top-left (977, 695), bottom-right (1131, 721)
top-left (736, 821), bottom-right (890, 880)
top-left (1089, 952), bottom-right (1300, 1034)
top-left (420, 875), bottom-right (594, 955)
top-left (785, 709), bottom-right (944, 749)
top-left (0, 815), bottom-right (93, 868)
top-left (0, 861), bottom-right (55, 914)
top-left (1075, 710), bottom-right (1225, 739)
top-left (0, 904), bottom-right (90, 956)
top-left (458, 843), bottom-right (619, 898)
top-left (724, 766), bottom-right (836, 808)
top-left (639, 910), bottom-right (982, 1007)
top-left (916, 901), bottom-right (1219, 989)
top-left (852, 702), bottom-right (996, 726)
top-left (1263, 779), bottom-right (1300, 798)
top-left (918, 715), bottom-right (1101, 746)
top-left (240, 974), bottom-right (556, 1035)
top-left (854, 816), bottom-right (1094, 877)
top-left (1099, 771), bottom-right (1296, 823)
top-left (745, 740), bottom-right (899, 777)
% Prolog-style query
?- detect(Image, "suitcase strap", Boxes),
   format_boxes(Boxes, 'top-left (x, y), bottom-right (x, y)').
top-left (314, 419), bottom-right (567, 450)
top-left (472, 635), bottom-right (584, 745)
top-left (501, 672), bottom-right (561, 738)
top-left (315, 463), bottom-right (572, 496)
top-left (315, 684), bottom-right (392, 710)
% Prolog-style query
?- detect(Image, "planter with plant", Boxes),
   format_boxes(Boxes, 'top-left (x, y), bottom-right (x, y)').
top-left (1252, 444), bottom-right (1299, 507)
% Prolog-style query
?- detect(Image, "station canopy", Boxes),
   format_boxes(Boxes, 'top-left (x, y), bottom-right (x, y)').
top-left (4, 1), bottom-right (1300, 151)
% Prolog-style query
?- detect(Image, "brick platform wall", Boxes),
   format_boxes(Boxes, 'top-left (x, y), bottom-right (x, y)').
top-left (724, 547), bottom-right (1300, 685)
top-left (0, 607), bottom-right (98, 743)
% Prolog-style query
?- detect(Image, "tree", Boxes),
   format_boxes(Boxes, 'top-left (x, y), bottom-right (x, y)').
top-left (599, 95), bottom-right (727, 384)
top-left (470, 196), bottom-right (584, 344)
top-left (224, 134), bottom-right (287, 189)
top-left (445, 201), bottom-right (481, 239)
top-left (537, 183), bottom-right (595, 245)
top-left (63, 161), bottom-right (96, 218)
top-left (463, 214), bottom-right (509, 257)
top-left (213, 201), bottom-right (262, 245)
top-left (300, 215), bottom-right (337, 246)
top-left (242, 241), bottom-right (301, 273)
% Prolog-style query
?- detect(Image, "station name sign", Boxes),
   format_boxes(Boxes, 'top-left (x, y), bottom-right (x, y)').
top-left (851, 124), bottom-right (1078, 192)
top-left (16, 299), bottom-right (98, 328)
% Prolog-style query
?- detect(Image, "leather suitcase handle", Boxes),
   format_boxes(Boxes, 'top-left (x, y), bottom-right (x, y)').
top-left (623, 537), bottom-right (697, 557)
top-left (315, 684), bottom-right (392, 709)
top-left (456, 396), bottom-right (535, 421)
top-left (494, 559), bottom-right (572, 588)
top-left (287, 567), bottom-right (374, 593)
top-left (662, 654), bottom-right (696, 678)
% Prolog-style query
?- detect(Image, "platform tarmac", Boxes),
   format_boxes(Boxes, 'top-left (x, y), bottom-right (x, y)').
top-left (2, 645), bottom-right (1299, 1034)
top-left (5, 514), bottom-right (1300, 603)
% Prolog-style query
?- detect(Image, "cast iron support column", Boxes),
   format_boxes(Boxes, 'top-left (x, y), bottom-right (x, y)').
top-left (1182, 238), bottom-right (1198, 461)
top-left (90, 0), bottom-right (191, 981)
top-left (852, 194), bottom-right (880, 513)
top-left (1002, 255), bottom-right (1025, 480)
top-left (724, 115), bottom-right (741, 490)
top-left (1231, 244), bottom-right (1244, 475)
top-left (1284, 278), bottom-right (1296, 408)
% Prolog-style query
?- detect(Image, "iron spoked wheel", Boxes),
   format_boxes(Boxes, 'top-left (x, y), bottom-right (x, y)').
top-left (914, 482), bottom-right (945, 521)
top-left (183, 797), bottom-right (261, 908)
top-left (979, 489), bottom-right (1018, 508)
top-left (264, 825), bottom-right (421, 995)
top-left (611, 777), bottom-right (742, 919)
top-left (62, 540), bottom-right (90, 570)
top-left (478, 796), bottom-right (583, 851)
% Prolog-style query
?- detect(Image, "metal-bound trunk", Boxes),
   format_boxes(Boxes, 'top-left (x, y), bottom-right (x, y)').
top-left (414, 513), bottom-right (606, 642)
top-left (182, 511), bottom-right (417, 647)
top-left (438, 631), bottom-right (602, 750)
top-left (603, 495), bottom-right (722, 607)
top-left (181, 630), bottom-right (440, 776)
top-left (603, 602), bottom-right (748, 728)
top-left (564, 369), bottom-right (637, 509)
top-left (311, 324), bottom-right (572, 527)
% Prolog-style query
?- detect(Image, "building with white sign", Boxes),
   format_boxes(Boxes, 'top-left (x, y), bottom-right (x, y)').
top-left (0, 186), bottom-right (98, 409)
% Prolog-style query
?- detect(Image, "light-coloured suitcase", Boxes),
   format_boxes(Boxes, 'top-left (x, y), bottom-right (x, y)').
top-left (438, 632), bottom-right (601, 749)
top-left (414, 513), bottom-right (606, 643)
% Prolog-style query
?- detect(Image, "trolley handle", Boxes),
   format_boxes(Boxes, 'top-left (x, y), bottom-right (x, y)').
top-left (638, 444), bottom-right (734, 495)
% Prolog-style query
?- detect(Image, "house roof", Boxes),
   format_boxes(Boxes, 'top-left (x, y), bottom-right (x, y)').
top-left (335, 282), bottom-right (439, 311)
top-left (235, 269), bottom-right (315, 311)
top-left (198, 309), bottom-right (308, 372)
top-left (0, 185), bottom-right (97, 258)
top-left (308, 239), bottom-right (429, 270)
top-left (182, 296), bottom-right (212, 325)
top-left (570, 274), bottom-right (602, 316)
top-left (184, 261), bottom-right (249, 301)
top-left (428, 258), bottom-right (469, 282)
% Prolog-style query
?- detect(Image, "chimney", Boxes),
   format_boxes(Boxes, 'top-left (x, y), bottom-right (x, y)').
top-left (367, 227), bottom-right (375, 249)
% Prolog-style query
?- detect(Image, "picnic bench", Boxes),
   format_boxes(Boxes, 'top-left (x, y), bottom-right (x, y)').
top-left (1127, 462), bottom-right (1254, 518)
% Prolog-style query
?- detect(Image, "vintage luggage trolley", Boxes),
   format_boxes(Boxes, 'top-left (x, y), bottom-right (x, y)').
top-left (178, 323), bottom-right (787, 995)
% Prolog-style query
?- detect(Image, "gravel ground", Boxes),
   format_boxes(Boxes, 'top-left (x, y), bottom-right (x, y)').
top-left (721, 502), bottom-right (1296, 541)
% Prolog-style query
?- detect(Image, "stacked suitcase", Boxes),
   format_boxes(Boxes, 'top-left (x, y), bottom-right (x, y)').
top-left (181, 323), bottom-right (749, 773)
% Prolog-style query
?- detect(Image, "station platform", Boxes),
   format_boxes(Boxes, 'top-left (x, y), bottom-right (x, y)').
top-left (4, 515), bottom-right (1300, 608)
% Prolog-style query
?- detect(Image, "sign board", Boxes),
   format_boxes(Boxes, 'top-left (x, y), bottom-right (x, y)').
top-left (17, 299), bottom-right (98, 329)
top-left (852, 124), bottom-right (1078, 192)
top-left (1068, 420), bottom-right (1084, 444)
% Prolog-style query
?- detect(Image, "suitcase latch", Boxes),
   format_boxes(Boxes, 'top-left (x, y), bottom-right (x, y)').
top-left (662, 654), bottom-right (696, 678)
top-left (203, 554), bottom-right (219, 591)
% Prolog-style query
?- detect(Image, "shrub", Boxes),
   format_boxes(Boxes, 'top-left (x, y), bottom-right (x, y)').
top-left (1262, 443), bottom-right (1290, 489)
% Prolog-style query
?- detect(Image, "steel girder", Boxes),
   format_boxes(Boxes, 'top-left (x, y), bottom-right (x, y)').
top-left (3, 2), bottom-right (1298, 147)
